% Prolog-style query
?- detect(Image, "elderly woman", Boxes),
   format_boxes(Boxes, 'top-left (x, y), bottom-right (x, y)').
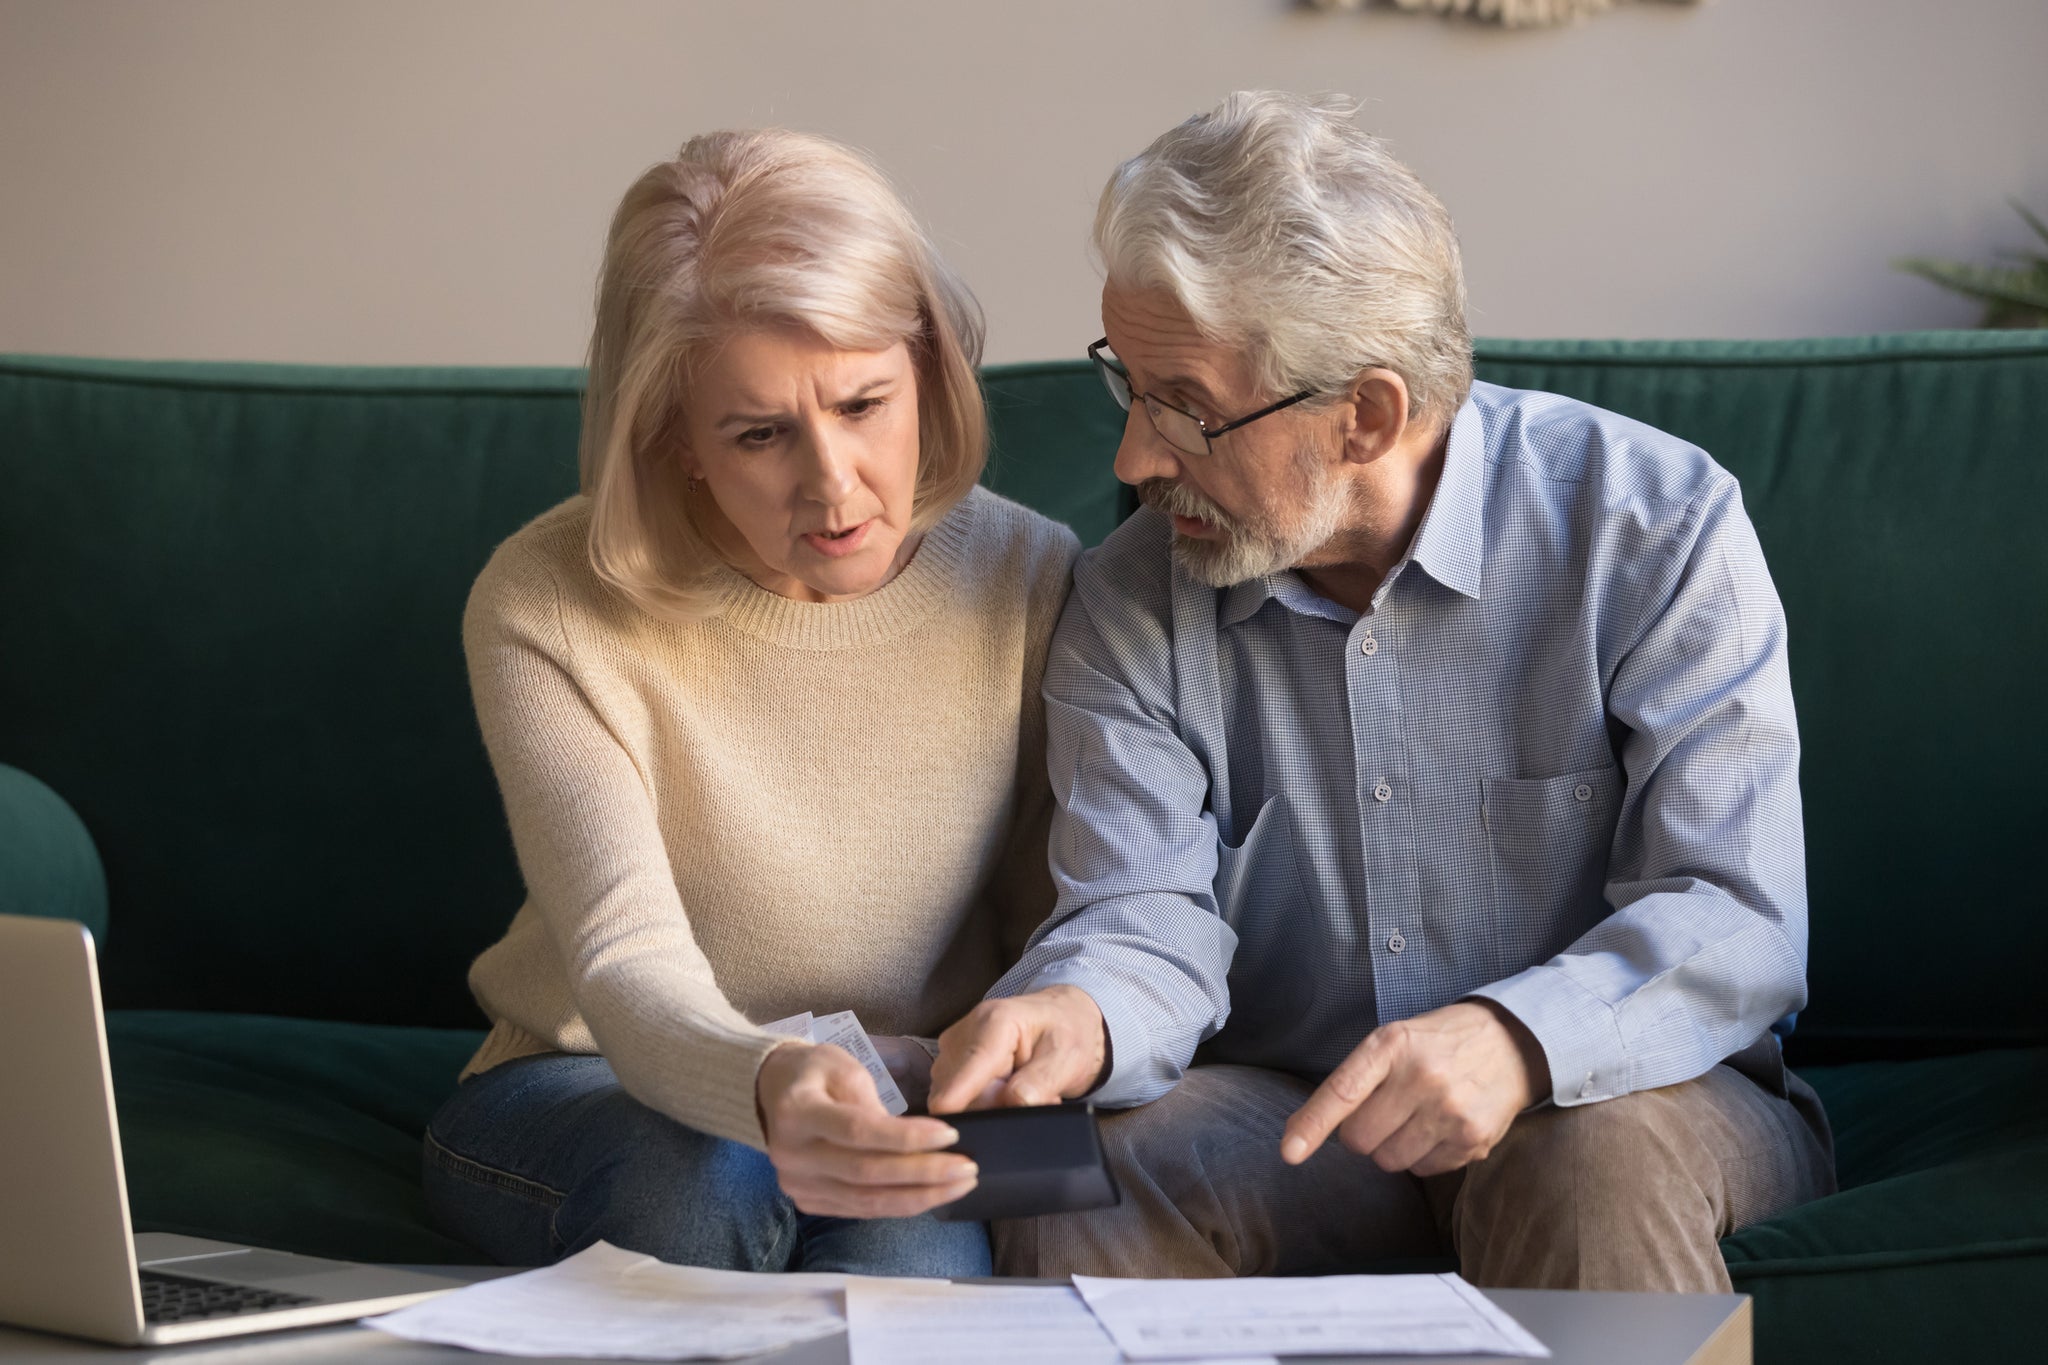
top-left (420, 129), bottom-right (1077, 1277)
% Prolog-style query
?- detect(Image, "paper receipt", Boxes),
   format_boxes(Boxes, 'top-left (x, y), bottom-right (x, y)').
top-left (761, 1009), bottom-right (909, 1116)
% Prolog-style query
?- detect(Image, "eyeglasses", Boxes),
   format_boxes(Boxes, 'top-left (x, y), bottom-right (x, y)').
top-left (1087, 337), bottom-right (1318, 458)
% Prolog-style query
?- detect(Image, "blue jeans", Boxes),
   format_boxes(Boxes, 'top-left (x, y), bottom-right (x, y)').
top-left (422, 1053), bottom-right (990, 1275)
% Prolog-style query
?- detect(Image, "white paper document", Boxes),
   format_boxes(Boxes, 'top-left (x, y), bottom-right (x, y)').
top-left (845, 1281), bottom-right (1278, 1365)
top-left (759, 1010), bottom-right (815, 1040)
top-left (846, 1281), bottom-right (1123, 1365)
top-left (763, 1008), bottom-right (908, 1115)
top-left (364, 1242), bottom-right (854, 1360)
top-left (1072, 1272), bottom-right (1551, 1359)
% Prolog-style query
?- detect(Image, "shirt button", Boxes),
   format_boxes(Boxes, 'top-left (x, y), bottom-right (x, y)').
top-left (1373, 782), bottom-right (1393, 803)
top-left (1360, 633), bottom-right (1378, 656)
top-left (1387, 932), bottom-right (1406, 954)
top-left (1579, 1073), bottom-right (1595, 1099)
top-left (1574, 783), bottom-right (1593, 802)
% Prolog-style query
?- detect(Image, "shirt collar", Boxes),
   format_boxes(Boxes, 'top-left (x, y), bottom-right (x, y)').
top-left (1219, 574), bottom-right (1272, 627)
top-left (1220, 570), bottom-right (1355, 628)
top-left (1405, 393), bottom-right (1486, 601)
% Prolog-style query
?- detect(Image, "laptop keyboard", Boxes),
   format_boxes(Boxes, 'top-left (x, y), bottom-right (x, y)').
top-left (139, 1268), bottom-right (319, 1324)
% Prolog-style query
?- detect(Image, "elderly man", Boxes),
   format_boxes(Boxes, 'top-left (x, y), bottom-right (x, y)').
top-left (926, 91), bottom-right (1835, 1291)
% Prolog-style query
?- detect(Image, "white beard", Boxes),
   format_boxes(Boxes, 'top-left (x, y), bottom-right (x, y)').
top-left (1140, 448), bottom-right (1353, 588)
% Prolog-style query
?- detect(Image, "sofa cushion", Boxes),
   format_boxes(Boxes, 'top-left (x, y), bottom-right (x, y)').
top-left (1728, 1049), bottom-right (2048, 1265)
top-left (1725, 1049), bottom-right (2048, 1364)
top-left (0, 764), bottom-right (108, 938)
top-left (107, 1009), bottom-right (484, 1263)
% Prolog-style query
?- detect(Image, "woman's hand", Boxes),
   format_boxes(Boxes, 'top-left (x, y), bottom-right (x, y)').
top-left (869, 1035), bottom-right (937, 1113)
top-left (755, 1042), bottom-right (977, 1218)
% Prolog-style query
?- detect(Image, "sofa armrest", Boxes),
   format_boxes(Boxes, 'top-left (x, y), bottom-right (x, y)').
top-left (0, 764), bottom-right (108, 939)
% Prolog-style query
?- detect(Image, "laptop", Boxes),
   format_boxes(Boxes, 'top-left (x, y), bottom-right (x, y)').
top-left (0, 914), bottom-right (460, 1346)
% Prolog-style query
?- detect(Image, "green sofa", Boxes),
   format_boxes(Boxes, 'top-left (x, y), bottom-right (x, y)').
top-left (2, 334), bottom-right (2044, 1361)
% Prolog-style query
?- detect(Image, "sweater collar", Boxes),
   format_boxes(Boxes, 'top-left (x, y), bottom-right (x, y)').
top-left (707, 488), bottom-right (979, 650)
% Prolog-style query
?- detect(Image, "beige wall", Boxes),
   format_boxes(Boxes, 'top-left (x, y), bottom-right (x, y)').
top-left (2, 0), bottom-right (2043, 366)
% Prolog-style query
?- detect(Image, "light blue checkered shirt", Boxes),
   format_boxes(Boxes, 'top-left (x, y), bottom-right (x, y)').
top-left (993, 380), bottom-right (1807, 1109)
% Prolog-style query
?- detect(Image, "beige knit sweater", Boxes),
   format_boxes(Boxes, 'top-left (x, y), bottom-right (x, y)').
top-left (459, 487), bottom-right (1079, 1150)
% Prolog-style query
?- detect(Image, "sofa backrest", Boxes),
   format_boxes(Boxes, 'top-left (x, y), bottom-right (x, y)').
top-left (2, 336), bottom-right (2042, 1056)
top-left (0, 356), bottom-right (1129, 1031)
top-left (0, 360), bottom-right (580, 1026)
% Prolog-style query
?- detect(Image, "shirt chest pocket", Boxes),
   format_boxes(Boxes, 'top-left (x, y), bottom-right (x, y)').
top-left (1481, 766), bottom-right (1622, 969)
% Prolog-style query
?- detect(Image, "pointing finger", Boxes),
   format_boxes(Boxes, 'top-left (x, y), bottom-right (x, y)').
top-left (1282, 1032), bottom-right (1395, 1164)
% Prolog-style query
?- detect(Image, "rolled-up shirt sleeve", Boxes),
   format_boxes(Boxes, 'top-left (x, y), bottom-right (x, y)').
top-left (987, 558), bottom-right (1237, 1108)
top-left (1469, 476), bottom-right (1808, 1106)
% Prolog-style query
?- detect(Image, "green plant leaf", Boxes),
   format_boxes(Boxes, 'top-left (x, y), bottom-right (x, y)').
top-left (1894, 256), bottom-right (2048, 313)
top-left (2011, 200), bottom-right (2048, 251)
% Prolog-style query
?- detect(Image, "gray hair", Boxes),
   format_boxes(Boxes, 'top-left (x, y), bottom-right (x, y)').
top-left (1094, 91), bottom-right (1472, 429)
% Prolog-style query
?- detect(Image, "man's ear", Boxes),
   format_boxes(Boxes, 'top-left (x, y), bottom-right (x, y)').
top-left (1338, 369), bottom-right (1411, 467)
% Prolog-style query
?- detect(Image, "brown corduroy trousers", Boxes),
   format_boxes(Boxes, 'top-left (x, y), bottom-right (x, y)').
top-left (994, 1061), bottom-right (1835, 1291)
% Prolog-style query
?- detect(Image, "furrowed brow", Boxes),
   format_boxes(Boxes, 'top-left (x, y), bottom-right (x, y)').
top-left (715, 408), bottom-right (784, 432)
top-left (831, 378), bottom-right (893, 405)
top-left (1153, 372), bottom-right (1220, 408)
top-left (715, 377), bottom-right (895, 431)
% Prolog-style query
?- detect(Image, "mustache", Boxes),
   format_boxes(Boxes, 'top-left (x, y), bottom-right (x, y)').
top-left (1138, 478), bottom-right (1230, 526)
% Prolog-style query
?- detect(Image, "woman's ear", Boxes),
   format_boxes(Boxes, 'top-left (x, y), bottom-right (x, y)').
top-left (672, 435), bottom-right (702, 486)
top-left (1338, 369), bottom-right (1411, 467)
top-left (660, 398), bottom-right (700, 481)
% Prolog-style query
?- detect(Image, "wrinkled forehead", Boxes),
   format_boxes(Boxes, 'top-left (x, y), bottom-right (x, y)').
top-left (1100, 282), bottom-right (1254, 407)
top-left (686, 323), bottom-right (912, 412)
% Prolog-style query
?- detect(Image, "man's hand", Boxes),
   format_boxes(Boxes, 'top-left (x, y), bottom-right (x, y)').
top-left (756, 1043), bottom-right (976, 1218)
top-left (1280, 1001), bottom-right (1552, 1177)
top-left (925, 985), bottom-right (1108, 1115)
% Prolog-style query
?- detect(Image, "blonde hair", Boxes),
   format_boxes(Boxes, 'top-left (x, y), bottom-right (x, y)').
top-left (1096, 91), bottom-right (1472, 429)
top-left (580, 129), bottom-right (987, 621)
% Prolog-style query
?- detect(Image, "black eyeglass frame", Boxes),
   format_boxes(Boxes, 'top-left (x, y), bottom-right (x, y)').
top-left (1087, 336), bottom-right (1319, 457)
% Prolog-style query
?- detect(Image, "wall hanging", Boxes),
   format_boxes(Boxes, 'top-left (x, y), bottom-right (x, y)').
top-left (1306, 0), bottom-right (1701, 27)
